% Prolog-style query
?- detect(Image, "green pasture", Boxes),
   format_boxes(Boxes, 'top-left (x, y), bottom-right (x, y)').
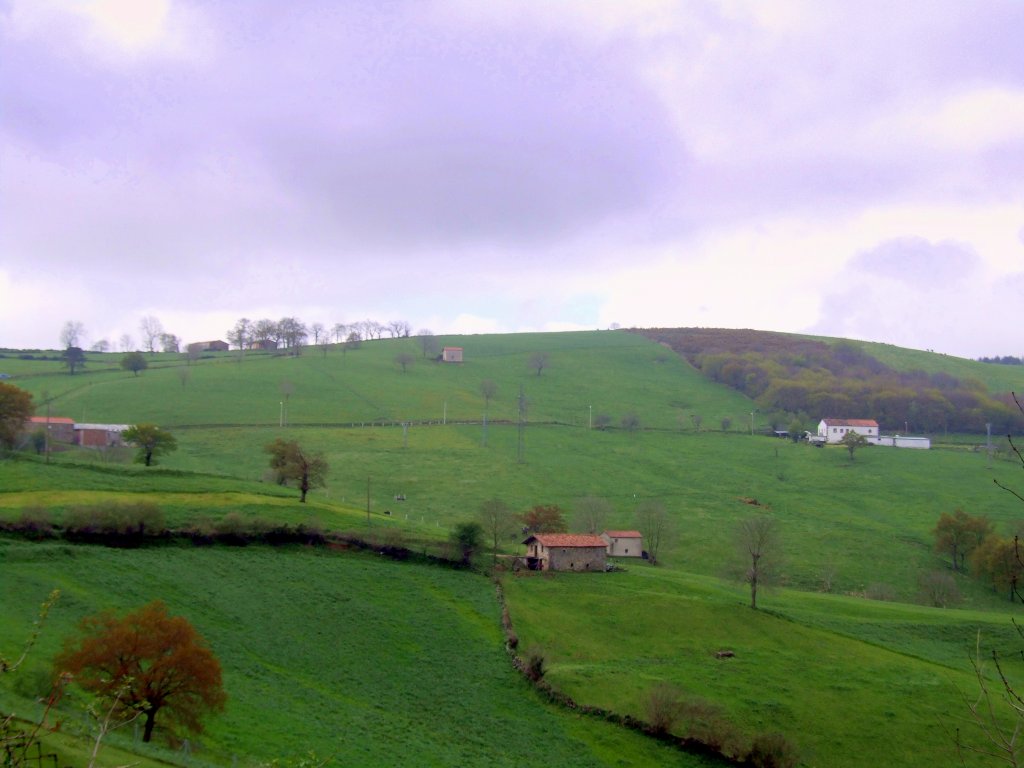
top-left (503, 566), bottom-right (1020, 768)
top-left (3, 330), bottom-right (1024, 767)
top-left (0, 544), bottom-right (706, 768)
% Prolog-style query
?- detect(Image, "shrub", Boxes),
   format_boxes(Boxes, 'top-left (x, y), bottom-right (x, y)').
top-left (645, 681), bottom-right (683, 735)
top-left (748, 732), bottom-right (800, 768)
top-left (865, 582), bottom-right (897, 602)
top-left (12, 507), bottom-right (55, 540)
top-left (525, 646), bottom-right (545, 681)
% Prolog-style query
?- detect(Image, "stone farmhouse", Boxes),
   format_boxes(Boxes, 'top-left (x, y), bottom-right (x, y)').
top-left (817, 418), bottom-right (879, 444)
top-left (522, 533), bottom-right (607, 571)
top-left (601, 530), bottom-right (643, 558)
top-left (441, 346), bottom-right (463, 363)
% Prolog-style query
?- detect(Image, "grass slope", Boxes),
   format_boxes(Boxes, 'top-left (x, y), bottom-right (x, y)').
top-left (0, 543), bottom-right (707, 767)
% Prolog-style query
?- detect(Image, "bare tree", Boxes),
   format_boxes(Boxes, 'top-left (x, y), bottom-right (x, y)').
top-left (477, 497), bottom-right (516, 564)
top-left (310, 322), bottom-right (325, 345)
top-left (60, 321), bottom-right (85, 349)
top-left (736, 516), bottom-right (780, 610)
top-left (277, 317), bottom-right (308, 355)
top-left (159, 333), bottom-right (180, 353)
top-left (635, 499), bottom-right (670, 564)
top-left (529, 352), bottom-right (549, 377)
top-left (395, 353), bottom-right (414, 373)
top-left (227, 318), bottom-right (252, 352)
top-left (621, 412), bottom-right (641, 432)
top-left (139, 316), bottom-right (163, 354)
top-left (573, 495), bottom-right (613, 534)
top-left (119, 334), bottom-right (135, 353)
top-left (331, 323), bottom-right (348, 343)
top-left (418, 330), bottom-right (439, 358)
top-left (253, 319), bottom-right (277, 347)
top-left (90, 339), bottom-right (110, 353)
top-left (387, 320), bottom-right (410, 338)
top-left (481, 380), bottom-right (497, 410)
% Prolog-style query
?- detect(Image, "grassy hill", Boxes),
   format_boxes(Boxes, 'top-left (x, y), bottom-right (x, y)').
top-left (3, 329), bottom-right (1024, 767)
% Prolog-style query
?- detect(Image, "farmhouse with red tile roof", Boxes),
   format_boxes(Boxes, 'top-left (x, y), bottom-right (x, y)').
top-left (600, 530), bottom-right (643, 558)
top-left (523, 533), bottom-right (607, 571)
top-left (25, 416), bottom-right (75, 444)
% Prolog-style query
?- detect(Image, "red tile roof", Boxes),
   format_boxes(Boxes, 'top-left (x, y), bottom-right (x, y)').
top-left (526, 533), bottom-right (608, 548)
top-left (603, 530), bottom-right (643, 539)
top-left (821, 419), bottom-right (878, 427)
top-left (27, 416), bottom-right (74, 425)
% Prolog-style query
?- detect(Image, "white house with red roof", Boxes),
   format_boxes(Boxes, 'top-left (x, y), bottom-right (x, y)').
top-left (600, 530), bottom-right (643, 557)
top-left (522, 533), bottom-right (607, 571)
top-left (441, 346), bottom-right (463, 363)
top-left (817, 418), bottom-right (879, 444)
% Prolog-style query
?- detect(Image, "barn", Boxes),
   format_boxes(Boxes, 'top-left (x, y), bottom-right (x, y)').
top-left (522, 533), bottom-right (608, 571)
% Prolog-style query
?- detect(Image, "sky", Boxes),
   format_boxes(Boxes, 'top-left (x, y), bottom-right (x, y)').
top-left (1, 0), bottom-right (1023, 358)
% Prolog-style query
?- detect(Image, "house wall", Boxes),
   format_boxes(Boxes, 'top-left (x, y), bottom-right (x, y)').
top-left (27, 419), bottom-right (74, 443)
top-left (442, 347), bottom-right (463, 362)
top-left (546, 546), bottom-right (606, 571)
top-left (602, 535), bottom-right (642, 557)
top-left (818, 421), bottom-right (879, 444)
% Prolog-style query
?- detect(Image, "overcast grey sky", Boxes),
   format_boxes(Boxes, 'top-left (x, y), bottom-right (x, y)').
top-left (2, 1), bottom-right (1022, 357)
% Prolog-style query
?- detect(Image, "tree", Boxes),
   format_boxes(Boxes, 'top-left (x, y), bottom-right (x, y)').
top-left (61, 346), bottom-right (86, 375)
top-left (593, 413), bottom-right (612, 430)
top-left (478, 497), bottom-right (516, 564)
top-left (277, 317), bottom-right (308, 355)
top-left (159, 333), bottom-right (180, 353)
top-left (122, 423), bottom-right (177, 466)
top-left (395, 352), bottom-right (415, 373)
top-left (528, 352), bottom-right (549, 377)
top-left (118, 334), bottom-right (134, 353)
top-left (621, 412), bottom-right (641, 432)
top-left (635, 499), bottom-right (669, 564)
top-left (480, 380), bottom-right (497, 410)
top-left (310, 322), bottom-right (325, 345)
top-left (521, 504), bottom-right (567, 534)
top-left (450, 521), bottom-right (483, 566)
top-left (55, 601), bottom-right (226, 743)
top-left (265, 439), bottom-right (327, 502)
top-left (227, 318), bottom-right (252, 353)
top-left (0, 382), bottom-right (33, 451)
top-left (971, 536), bottom-right (1024, 602)
top-left (417, 330), bottom-right (439, 358)
top-left (736, 516), bottom-right (780, 610)
top-left (573, 495), bottom-right (612, 534)
top-left (933, 509), bottom-right (993, 572)
top-left (120, 352), bottom-right (148, 377)
top-left (90, 339), bottom-right (110, 353)
top-left (60, 320), bottom-right (84, 349)
top-left (839, 430), bottom-right (868, 461)
top-left (139, 316), bottom-right (163, 354)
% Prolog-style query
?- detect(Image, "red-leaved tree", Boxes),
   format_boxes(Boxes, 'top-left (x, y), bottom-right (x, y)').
top-left (56, 601), bottom-right (226, 743)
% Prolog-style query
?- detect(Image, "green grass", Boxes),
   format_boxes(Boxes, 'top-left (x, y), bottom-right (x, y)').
top-left (4, 329), bottom-right (1024, 767)
top-left (0, 543), bottom-right (709, 767)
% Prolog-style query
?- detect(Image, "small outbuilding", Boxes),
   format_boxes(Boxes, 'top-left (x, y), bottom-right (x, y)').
top-left (522, 533), bottom-right (607, 571)
top-left (441, 346), bottom-right (463, 363)
top-left (25, 416), bottom-right (75, 444)
top-left (601, 530), bottom-right (644, 558)
top-left (75, 424), bottom-right (130, 448)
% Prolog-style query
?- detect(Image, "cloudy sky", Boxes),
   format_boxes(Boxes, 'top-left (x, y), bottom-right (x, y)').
top-left (2, 1), bottom-right (1022, 358)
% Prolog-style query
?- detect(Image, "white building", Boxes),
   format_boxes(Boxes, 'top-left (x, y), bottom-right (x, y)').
top-left (817, 419), bottom-right (879, 444)
top-left (600, 530), bottom-right (644, 558)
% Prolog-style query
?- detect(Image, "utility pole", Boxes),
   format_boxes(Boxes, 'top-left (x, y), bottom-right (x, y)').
top-left (366, 475), bottom-right (372, 526)
top-left (517, 385), bottom-right (526, 464)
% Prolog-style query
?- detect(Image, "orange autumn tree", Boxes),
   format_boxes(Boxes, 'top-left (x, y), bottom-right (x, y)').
top-left (56, 601), bottom-right (226, 743)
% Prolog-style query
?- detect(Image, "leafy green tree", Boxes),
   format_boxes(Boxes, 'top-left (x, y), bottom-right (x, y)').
top-left (120, 352), bottom-right (148, 376)
top-left (0, 382), bottom-right (33, 451)
top-left (55, 601), bottom-right (226, 743)
top-left (265, 439), bottom-right (327, 502)
top-left (450, 521), bottom-right (483, 566)
top-left (839, 430), bottom-right (868, 461)
top-left (122, 423), bottom-right (177, 466)
top-left (61, 346), bottom-right (86, 375)
top-left (933, 509), bottom-right (992, 572)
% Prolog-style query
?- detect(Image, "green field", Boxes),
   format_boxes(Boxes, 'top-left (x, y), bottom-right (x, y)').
top-left (3, 330), bottom-right (1024, 767)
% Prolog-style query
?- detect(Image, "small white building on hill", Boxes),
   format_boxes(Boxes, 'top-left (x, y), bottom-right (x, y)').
top-left (817, 419), bottom-right (879, 444)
